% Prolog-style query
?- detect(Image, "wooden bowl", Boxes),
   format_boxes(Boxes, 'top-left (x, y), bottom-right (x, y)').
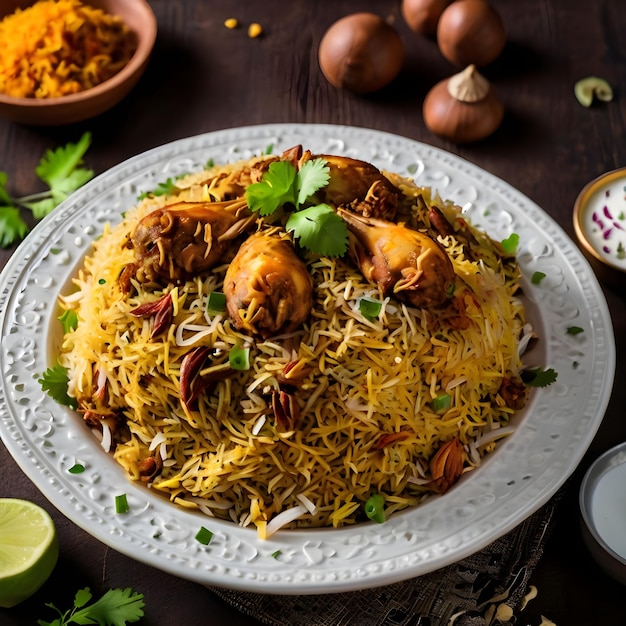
top-left (0, 0), bottom-right (157, 125)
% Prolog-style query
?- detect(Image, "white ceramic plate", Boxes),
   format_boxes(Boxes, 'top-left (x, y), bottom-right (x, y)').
top-left (0, 124), bottom-right (615, 595)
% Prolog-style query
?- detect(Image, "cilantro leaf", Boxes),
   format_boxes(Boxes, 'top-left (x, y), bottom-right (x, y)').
top-left (521, 367), bottom-right (558, 388)
top-left (245, 157), bottom-right (346, 256)
top-left (245, 160), bottom-right (297, 215)
top-left (83, 587), bottom-right (144, 625)
top-left (36, 132), bottom-right (93, 194)
top-left (38, 587), bottom-right (144, 626)
top-left (38, 363), bottom-right (78, 409)
top-left (286, 204), bottom-right (348, 257)
top-left (296, 158), bottom-right (330, 206)
top-left (137, 176), bottom-right (185, 201)
top-left (0, 133), bottom-right (94, 247)
top-left (0, 206), bottom-right (28, 248)
top-left (25, 197), bottom-right (57, 220)
top-left (59, 309), bottom-right (79, 333)
top-left (0, 171), bottom-right (13, 205)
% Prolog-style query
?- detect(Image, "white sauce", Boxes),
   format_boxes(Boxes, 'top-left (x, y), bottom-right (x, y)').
top-left (591, 461), bottom-right (626, 559)
top-left (582, 174), bottom-right (626, 270)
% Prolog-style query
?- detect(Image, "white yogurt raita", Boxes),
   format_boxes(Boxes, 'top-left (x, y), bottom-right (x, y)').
top-left (591, 461), bottom-right (626, 560)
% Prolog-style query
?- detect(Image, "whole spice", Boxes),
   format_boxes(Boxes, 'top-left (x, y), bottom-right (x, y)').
top-left (248, 22), bottom-right (263, 38)
top-left (401, 0), bottom-right (452, 36)
top-left (437, 0), bottom-right (506, 67)
top-left (318, 13), bottom-right (404, 94)
top-left (574, 76), bottom-right (614, 107)
top-left (422, 64), bottom-right (504, 143)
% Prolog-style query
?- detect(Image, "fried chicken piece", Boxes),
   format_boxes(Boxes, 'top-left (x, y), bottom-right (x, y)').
top-left (279, 145), bottom-right (400, 220)
top-left (131, 199), bottom-right (256, 282)
top-left (337, 208), bottom-right (456, 308)
top-left (224, 229), bottom-right (313, 337)
top-left (202, 157), bottom-right (278, 200)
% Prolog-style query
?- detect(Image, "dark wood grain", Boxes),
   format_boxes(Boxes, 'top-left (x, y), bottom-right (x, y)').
top-left (1, 1), bottom-right (625, 624)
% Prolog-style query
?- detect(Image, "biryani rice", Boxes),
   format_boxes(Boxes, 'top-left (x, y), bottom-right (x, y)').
top-left (58, 155), bottom-right (529, 536)
top-left (0, 0), bottom-right (136, 99)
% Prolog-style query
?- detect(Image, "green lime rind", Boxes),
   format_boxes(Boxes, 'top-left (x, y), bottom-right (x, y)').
top-left (0, 498), bottom-right (59, 608)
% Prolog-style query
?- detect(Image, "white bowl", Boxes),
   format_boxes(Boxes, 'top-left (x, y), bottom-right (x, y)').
top-left (580, 441), bottom-right (626, 585)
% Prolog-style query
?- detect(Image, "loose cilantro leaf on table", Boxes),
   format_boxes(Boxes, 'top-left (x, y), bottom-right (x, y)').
top-left (0, 204), bottom-right (28, 247)
top-left (245, 157), bottom-right (348, 256)
top-left (0, 132), bottom-right (93, 247)
top-left (37, 587), bottom-right (145, 626)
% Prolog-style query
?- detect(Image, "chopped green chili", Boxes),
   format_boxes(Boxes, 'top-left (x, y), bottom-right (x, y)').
top-left (115, 494), bottom-right (129, 514)
top-left (531, 271), bottom-right (546, 285)
top-left (359, 297), bottom-right (382, 321)
top-left (364, 493), bottom-right (385, 524)
top-left (195, 526), bottom-right (214, 545)
top-left (207, 291), bottom-right (227, 313)
top-left (567, 326), bottom-right (584, 335)
top-left (501, 233), bottom-right (519, 255)
top-left (432, 393), bottom-right (451, 413)
top-left (229, 345), bottom-right (251, 370)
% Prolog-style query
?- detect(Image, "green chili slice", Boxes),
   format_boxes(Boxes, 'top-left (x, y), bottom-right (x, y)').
top-left (364, 493), bottom-right (385, 524)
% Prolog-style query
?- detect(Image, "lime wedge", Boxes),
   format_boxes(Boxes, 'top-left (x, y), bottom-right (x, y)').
top-left (0, 498), bottom-right (59, 608)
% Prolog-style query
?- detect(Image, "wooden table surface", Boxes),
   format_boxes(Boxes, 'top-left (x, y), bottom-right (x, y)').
top-left (1, 1), bottom-right (625, 624)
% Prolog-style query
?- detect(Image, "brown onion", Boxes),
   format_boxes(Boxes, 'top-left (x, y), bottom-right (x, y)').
top-left (422, 65), bottom-right (504, 143)
top-left (437, 0), bottom-right (506, 67)
top-left (318, 13), bottom-right (404, 94)
top-left (401, 0), bottom-right (452, 36)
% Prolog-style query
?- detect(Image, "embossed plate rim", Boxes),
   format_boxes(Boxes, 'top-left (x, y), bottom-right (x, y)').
top-left (0, 124), bottom-right (615, 594)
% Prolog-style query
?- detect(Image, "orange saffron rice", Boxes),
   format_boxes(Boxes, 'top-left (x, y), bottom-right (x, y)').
top-left (0, 0), bottom-right (137, 99)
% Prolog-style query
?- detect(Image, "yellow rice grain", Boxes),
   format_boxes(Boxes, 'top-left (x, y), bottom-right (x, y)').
top-left (0, 0), bottom-right (136, 99)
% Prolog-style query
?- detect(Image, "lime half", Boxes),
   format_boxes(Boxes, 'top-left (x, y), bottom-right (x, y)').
top-left (0, 498), bottom-right (59, 608)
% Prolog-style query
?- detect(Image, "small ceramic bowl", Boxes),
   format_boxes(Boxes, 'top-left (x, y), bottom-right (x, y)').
top-left (579, 441), bottom-right (626, 585)
top-left (573, 167), bottom-right (626, 287)
top-left (0, 0), bottom-right (157, 126)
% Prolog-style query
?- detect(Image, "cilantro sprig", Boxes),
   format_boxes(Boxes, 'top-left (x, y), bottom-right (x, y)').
top-left (245, 158), bottom-right (348, 257)
top-left (521, 366), bottom-right (558, 388)
top-left (38, 587), bottom-right (145, 626)
top-left (0, 132), bottom-right (93, 248)
top-left (38, 363), bottom-right (77, 410)
top-left (137, 175), bottom-right (186, 201)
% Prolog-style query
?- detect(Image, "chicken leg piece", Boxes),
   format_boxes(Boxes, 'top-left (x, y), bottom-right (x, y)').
top-left (338, 208), bottom-right (456, 308)
top-left (131, 199), bottom-right (256, 282)
top-left (224, 230), bottom-right (313, 337)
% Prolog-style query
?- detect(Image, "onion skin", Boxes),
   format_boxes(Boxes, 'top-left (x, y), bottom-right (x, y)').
top-left (422, 77), bottom-right (504, 143)
top-left (318, 13), bottom-right (404, 94)
top-left (401, 0), bottom-right (451, 36)
top-left (437, 0), bottom-right (506, 67)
